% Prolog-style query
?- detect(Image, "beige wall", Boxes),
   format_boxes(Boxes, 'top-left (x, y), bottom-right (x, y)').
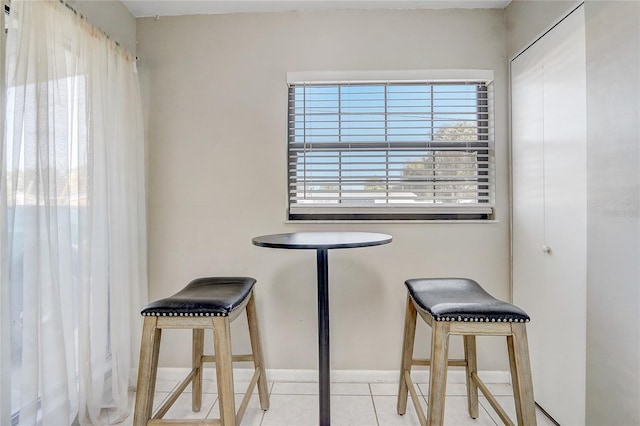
top-left (136, 9), bottom-right (511, 371)
top-left (584, 2), bottom-right (640, 424)
top-left (506, 1), bottom-right (640, 424)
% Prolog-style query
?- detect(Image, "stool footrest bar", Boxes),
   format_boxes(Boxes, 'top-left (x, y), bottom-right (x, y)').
top-left (471, 372), bottom-right (514, 426)
top-left (201, 354), bottom-right (255, 363)
top-left (236, 368), bottom-right (262, 425)
top-left (411, 358), bottom-right (467, 367)
top-left (404, 371), bottom-right (427, 425)
top-left (148, 420), bottom-right (221, 425)
top-left (153, 368), bottom-right (198, 419)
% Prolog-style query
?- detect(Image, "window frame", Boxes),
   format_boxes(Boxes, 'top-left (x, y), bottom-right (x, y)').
top-left (286, 70), bottom-right (495, 222)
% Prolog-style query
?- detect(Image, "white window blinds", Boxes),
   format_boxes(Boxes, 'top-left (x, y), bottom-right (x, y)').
top-left (287, 71), bottom-right (495, 220)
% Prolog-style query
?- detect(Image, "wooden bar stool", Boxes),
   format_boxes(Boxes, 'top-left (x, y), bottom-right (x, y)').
top-left (134, 277), bottom-right (269, 426)
top-left (397, 278), bottom-right (536, 426)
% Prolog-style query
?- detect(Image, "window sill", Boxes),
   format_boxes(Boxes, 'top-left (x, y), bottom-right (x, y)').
top-left (284, 219), bottom-right (500, 225)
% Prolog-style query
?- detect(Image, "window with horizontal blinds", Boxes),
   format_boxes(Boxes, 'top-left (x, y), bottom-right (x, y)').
top-left (287, 73), bottom-right (495, 220)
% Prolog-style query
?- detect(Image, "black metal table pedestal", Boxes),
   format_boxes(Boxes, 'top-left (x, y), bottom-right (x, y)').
top-left (317, 248), bottom-right (330, 425)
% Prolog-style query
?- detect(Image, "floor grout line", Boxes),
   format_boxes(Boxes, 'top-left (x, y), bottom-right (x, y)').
top-left (367, 383), bottom-right (381, 426)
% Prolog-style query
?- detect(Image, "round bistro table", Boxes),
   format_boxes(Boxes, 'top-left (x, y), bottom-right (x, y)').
top-left (252, 232), bottom-right (392, 426)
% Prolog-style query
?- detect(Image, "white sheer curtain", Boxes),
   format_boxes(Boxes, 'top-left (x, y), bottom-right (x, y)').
top-left (0, 4), bottom-right (10, 425)
top-left (0, 0), bottom-right (148, 424)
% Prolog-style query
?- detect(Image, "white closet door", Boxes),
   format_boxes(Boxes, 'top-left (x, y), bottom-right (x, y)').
top-left (511, 6), bottom-right (586, 425)
top-left (541, 11), bottom-right (587, 426)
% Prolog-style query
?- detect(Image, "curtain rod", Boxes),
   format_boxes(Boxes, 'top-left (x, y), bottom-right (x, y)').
top-left (4, 0), bottom-right (139, 61)
top-left (58, 0), bottom-right (123, 49)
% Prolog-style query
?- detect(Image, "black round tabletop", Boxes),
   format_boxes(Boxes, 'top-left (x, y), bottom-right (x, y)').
top-left (252, 231), bottom-right (392, 250)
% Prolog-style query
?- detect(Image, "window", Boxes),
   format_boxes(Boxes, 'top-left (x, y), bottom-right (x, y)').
top-left (287, 70), bottom-right (495, 221)
top-left (6, 75), bottom-right (86, 423)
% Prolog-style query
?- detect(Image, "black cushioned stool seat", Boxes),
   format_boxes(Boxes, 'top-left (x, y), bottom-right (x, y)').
top-left (142, 277), bottom-right (256, 317)
top-left (134, 277), bottom-right (269, 426)
top-left (397, 278), bottom-right (536, 426)
top-left (406, 278), bottom-right (530, 323)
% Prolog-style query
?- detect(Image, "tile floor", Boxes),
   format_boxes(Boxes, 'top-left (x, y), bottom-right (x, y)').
top-left (114, 373), bottom-right (556, 426)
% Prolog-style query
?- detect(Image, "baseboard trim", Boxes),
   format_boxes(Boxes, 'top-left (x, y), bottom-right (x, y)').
top-left (155, 367), bottom-right (510, 385)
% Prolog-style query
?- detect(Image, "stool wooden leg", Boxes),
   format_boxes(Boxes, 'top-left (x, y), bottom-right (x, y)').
top-left (246, 291), bottom-right (270, 411)
top-left (508, 323), bottom-right (537, 426)
top-left (427, 321), bottom-right (450, 426)
top-left (397, 295), bottom-right (418, 415)
top-left (213, 317), bottom-right (237, 426)
top-left (463, 335), bottom-right (479, 419)
top-left (192, 328), bottom-right (204, 412)
top-left (134, 316), bottom-right (162, 426)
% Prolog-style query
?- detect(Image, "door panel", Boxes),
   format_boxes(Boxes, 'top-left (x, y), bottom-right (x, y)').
top-left (511, 6), bottom-right (586, 425)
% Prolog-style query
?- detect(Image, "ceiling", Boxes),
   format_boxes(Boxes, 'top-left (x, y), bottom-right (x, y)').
top-left (122, 0), bottom-right (512, 18)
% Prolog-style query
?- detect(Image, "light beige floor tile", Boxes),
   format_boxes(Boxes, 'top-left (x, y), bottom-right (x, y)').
top-left (417, 383), bottom-right (429, 396)
top-left (418, 382), bottom-right (469, 396)
top-left (271, 381), bottom-right (320, 395)
top-left (150, 391), bottom-right (172, 412)
top-left (261, 394), bottom-right (377, 426)
top-left (331, 382), bottom-right (371, 395)
top-left (181, 378), bottom-right (271, 395)
top-left (332, 395), bottom-right (378, 426)
top-left (260, 394), bottom-right (319, 426)
top-left (208, 393), bottom-right (266, 426)
top-left (480, 396), bottom-right (557, 426)
top-left (155, 391), bottom-right (217, 420)
top-left (485, 382), bottom-right (514, 397)
top-left (373, 395), bottom-right (424, 426)
top-left (443, 396), bottom-right (498, 425)
top-left (272, 381), bottom-right (370, 396)
top-left (201, 379), bottom-right (219, 394)
top-left (233, 380), bottom-right (267, 395)
top-left (120, 389), bottom-right (174, 424)
top-left (418, 381), bottom-right (513, 398)
top-left (154, 379), bottom-right (180, 393)
top-left (370, 382), bottom-right (403, 396)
